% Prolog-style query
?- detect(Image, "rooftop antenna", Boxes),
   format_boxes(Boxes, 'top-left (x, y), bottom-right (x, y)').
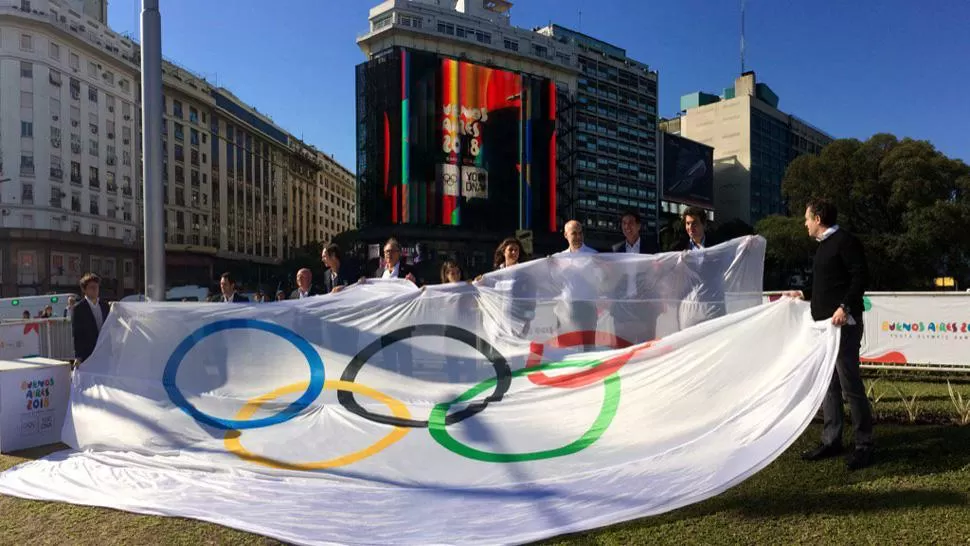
top-left (578, 9), bottom-right (582, 32)
top-left (740, 0), bottom-right (746, 74)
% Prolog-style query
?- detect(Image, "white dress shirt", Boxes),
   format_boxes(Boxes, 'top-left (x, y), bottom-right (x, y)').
top-left (381, 263), bottom-right (401, 279)
top-left (86, 297), bottom-right (104, 331)
top-left (556, 244), bottom-right (597, 255)
top-left (625, 238), bottom-right (641, 254)
top-left (817, 225), bottom-right (840, 242)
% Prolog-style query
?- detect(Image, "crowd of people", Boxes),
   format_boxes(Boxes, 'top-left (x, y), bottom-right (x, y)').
top-left (62, 199), bottom-right (873, 470)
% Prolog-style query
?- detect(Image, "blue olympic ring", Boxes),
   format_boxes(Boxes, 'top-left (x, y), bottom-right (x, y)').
top-left (162, 319), bottom-right (325, 430)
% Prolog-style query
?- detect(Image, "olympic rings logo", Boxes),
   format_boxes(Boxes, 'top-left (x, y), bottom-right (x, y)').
top-left (164, 321), bottom-right (655, 470)
top-left (163, 319), bottom-right (326, 430)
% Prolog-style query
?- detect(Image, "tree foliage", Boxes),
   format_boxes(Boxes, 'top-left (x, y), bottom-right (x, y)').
top-left (756, 134), bottom-right (970, 290)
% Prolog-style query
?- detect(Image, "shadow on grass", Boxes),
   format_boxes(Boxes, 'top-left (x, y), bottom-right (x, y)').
top-left (5, 443), bottom-right (70, 461)
top-left (539, 425), bottom-right (970, 545)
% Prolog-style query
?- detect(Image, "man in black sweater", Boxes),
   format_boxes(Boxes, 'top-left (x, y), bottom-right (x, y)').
top-left (785, 199), bottom-right (873, 471)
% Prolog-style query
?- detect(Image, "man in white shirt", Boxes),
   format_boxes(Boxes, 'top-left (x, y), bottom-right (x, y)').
top-left (557, 220), bottom-right (597, 255)
top-left (555, 220), bottom-right (599, 344)
top-left (290, 268), bottom-right (316, 299)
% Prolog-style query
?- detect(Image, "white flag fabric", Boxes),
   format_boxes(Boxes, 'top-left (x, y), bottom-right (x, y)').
top-left (0, 236), bottom-right (839, 545)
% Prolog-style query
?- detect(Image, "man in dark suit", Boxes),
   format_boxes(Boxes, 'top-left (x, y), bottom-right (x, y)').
top-left (672, 206), bottom-right (728, 330)
top-left (321, 244), bottom-right (356, 294)
top-left (290, 268), bottom-right (316, 299)
top-left (612, 210), bottom-right (659, 255)
top-left (72, 272), bottom-right (112, 363)
top-left (672, 206), bottom-right (719, 251)
top-left (786, 198), bottom-right (873, 471)
top-left (218, 272), bottom-right (249, 303)
top-left (360, 237), bottom-right (417, 375)
top-left (370, 238), bottom-right (418, 286)
top-left (610, 211), bottom-right (661, 343)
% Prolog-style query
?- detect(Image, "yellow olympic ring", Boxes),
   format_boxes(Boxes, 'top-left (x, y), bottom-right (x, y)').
top-left (224, 379), bottom-right (410, 470)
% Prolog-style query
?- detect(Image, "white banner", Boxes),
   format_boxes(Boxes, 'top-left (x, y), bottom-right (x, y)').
top-left (0, 237), bottom-right (841, 545)
top-left (0, 322), bottom-right (42, 360)
top-left (860, 294), bottom-right (969, 366)
top-left (766, 293), bottom-right (970, 367)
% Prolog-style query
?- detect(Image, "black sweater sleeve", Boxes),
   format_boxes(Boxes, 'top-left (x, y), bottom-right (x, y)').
top-left (839, 232), bottom-right (868, 312)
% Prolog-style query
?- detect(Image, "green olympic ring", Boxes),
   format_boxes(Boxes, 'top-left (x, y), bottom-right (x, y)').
top-left (428, 360), bottom-right (620, 463)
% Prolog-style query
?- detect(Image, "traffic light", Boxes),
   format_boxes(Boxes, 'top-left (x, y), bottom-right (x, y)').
top-left (50, 296), bottom-right (59, 303)
top-left (11, 299), bottom-right (20, 306)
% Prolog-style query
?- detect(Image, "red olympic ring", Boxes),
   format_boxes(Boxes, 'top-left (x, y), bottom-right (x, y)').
top-left (526, 331), bottom-right (654, 389)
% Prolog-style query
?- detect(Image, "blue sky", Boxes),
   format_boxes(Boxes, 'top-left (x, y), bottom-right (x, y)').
top-left (108, 0), bottom-right (969, 170)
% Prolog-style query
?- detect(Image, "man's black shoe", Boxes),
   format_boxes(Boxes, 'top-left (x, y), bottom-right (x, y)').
top-left (846, 447), bottom-right (874, 471)
top-left (801, 443), bottom-right (844, 461)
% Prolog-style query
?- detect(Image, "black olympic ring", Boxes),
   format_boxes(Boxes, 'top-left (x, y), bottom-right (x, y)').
top-left (337, 324), bottom-right (512, 428)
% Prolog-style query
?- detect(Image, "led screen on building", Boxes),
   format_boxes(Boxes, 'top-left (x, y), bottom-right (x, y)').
top-left (357, 48), bottom-right (557, 233)
top-left (662, 133), bottom-right (714, 209)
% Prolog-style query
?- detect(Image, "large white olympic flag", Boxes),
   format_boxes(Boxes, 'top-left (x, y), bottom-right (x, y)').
top-left (0, 237), bottom-right (839, 545)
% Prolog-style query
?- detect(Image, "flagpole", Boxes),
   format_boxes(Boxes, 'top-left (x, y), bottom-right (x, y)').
top-left (140, 0), bottom-right (165, 301)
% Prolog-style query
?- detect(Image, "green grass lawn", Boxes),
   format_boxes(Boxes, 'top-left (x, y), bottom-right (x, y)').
top-left (2, 376), bottom-right (969, 545)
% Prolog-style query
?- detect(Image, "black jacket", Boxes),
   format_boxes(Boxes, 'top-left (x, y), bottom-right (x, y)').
top-left (290, 287), bottom-right (318, 300)
top-left (220, 292), bottom-right (249, 303)
top-left (672, 233), bottom-right (722, 252)
top-left (323, 264), bottom-right (357, 294)
top-left (803, 229), bottom-right (868, 322)
top-left (373, 262), bottom-right (419, 285)
top-left (612, 236), bottom-right (659, 254)
top-left (72, 299), bottom-right (111, 362)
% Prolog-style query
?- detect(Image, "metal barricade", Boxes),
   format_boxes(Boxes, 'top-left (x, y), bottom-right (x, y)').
top-left (40, 318), bottom-right (76, 361)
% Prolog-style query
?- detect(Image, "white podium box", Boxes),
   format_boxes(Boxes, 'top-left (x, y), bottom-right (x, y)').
top-left (0, 357), bottom-right (72, 453)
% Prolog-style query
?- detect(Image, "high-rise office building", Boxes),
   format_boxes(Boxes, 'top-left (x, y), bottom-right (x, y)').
top-left (355, 0), bottom-right (661, 264)
top-left (536, 25), bottom-right (660, 240)
top-left (356, 0), bottom-right (578, 268)
top-left (0, 0), bottom-right (352, 296)
top-left (664, 72), bottom-right (832, 225)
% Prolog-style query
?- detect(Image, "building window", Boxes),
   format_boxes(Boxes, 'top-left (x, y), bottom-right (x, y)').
top-left (21, 121), bottom-right (33, 138)
top-left (373, 14), bottom-right (392, 30)
top-left (533, 44), bottom-right (548, 58)
top-left (104, 71), bottom-right (114, 85)
top-left (50, 155), bottom-right (63, 180)
top-left (90, 222), bottom-right (100, 236)
top-left (90, 195), bottom-right (101, 215)
top-left (173, 100), bottom-right (183, 119)
top-left (69, 52), bottom-right (79, 70)
top-left (437, 21), bottom-right (455, 35)
top-left (21, 183), bottom-right (34, 204)
top-left (20, 61), bottom-right (33, 78)
top-left (20, 33), bottom-right (32, 51)
top-left (71, 193), bottom-right (81, 212)
top-left (51, 186), bottom-right (63, 207)
top-left (89, 166), bottom-right (100, 189)
top-left (189, 107), bottom-right (199, 124)
top-left (89, 87), bottom-right (98, 103)
top-left (70, 78), bottom-right (81, 100)
top-left (89, 139), bottom-right (99, 157)
top-left (174, 123), bottom-right (184, 142)
top-left (175, 144), bottom-right (184, 161)
top-left (190, 129), bottom-right (199, 146)
top-left (88, 61), bottom-right (98, 78)
top-left (503, 38), bottom-right (519, 51)
top-left (21, 155), bottom-right (35, 177)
